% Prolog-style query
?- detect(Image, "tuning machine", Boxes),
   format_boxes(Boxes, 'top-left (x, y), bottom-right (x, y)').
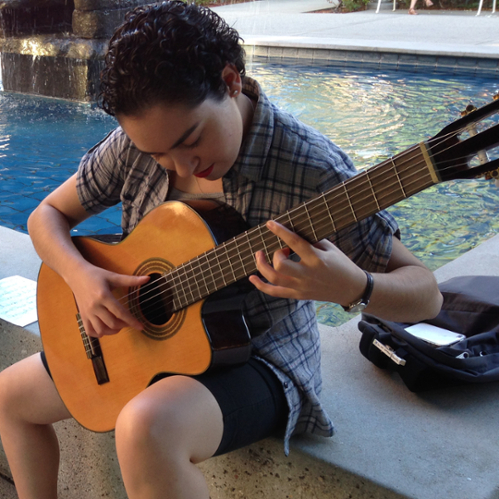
top-left (461, 103), bottom-right (490, 167)
top-left (484, 168), bottom-right (499, 188)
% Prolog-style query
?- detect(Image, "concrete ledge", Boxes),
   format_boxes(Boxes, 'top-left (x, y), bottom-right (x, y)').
top-left (1, 226), bottom-right (499, 498)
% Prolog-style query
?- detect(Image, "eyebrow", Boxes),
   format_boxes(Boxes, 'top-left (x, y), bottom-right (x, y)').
top-left (137, 123), bottom-right (200, 156)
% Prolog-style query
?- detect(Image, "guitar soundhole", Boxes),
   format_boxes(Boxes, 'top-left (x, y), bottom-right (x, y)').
top-left (138, 273), bottom-right (173, 326)
top-left (130, 258), bottom-right (186, 340)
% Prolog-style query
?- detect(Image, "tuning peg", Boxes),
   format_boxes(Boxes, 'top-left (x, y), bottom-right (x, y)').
top-left (461, 103), bottom-right (490, 165)
top-left (483, 169), bottom-right (499, 188)
top-left (494, 93), bottom-right (499, 101)
top-left (460, 104), bottom-right (477, 117)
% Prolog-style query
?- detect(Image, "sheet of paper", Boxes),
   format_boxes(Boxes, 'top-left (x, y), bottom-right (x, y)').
top-left (0, 275), bottom-right (38, 327)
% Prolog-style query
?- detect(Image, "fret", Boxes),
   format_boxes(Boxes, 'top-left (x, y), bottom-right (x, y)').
top-left (258, 225), bottom-right (272, 263)
top-left (321, 192), bottom-right (337, 232)
top-left (391, 157), bottom-right (407, 198)
top-left (368, 161), bottom-right (405, 211)
top-left (366, 170), bottom-right (381, 212)
top-left (170, 269), bottom-right (188, 310)
top-left (188, 258), bottom-right (206, 300)
top-left (244, 230), bottom-right (258, 273)
top-left (234, 236), bottom-right (247, 277)
top-left (343, 183), bottom-right (357, 223)
top-left (187, 260), bottom-right (202, 300)
top-left (221, 240), bottom-right (239, 283)
top-left (303, 204), bottom-right (317, 242)
top-left (177, 265), bottom-right (191, 309)
top-left (345, 172), bottom-right (379, 224)
top-left (198, 252), bottom-right (218, 296)
top-left (212, 248), bottom-right (227, 287)
top-left (182, 261), bottom-right (198, 303)
top-left (195, 253), bottom-right (212, 298)
top-left (286, 212), bottom-right (295, 235)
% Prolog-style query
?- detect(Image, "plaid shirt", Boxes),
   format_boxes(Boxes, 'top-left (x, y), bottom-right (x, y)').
top-left (77, 77), bottom-right (398, 455)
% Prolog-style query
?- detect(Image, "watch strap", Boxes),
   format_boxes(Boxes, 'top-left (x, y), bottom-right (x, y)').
top-left (342, 271), bottom-right (374, 313)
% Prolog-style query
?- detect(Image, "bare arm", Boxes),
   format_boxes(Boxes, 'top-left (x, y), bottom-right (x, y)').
top-left (28, 174), bottom-right (149, 337)
top-left (249, 221), bottom-right (442, 323)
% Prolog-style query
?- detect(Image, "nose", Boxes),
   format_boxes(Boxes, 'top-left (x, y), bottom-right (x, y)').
top-left (170, 152), bottom-right (200, 178)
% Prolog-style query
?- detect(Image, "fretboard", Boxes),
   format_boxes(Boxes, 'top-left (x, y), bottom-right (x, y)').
top-left (166, 143), bottom-right (437, 312)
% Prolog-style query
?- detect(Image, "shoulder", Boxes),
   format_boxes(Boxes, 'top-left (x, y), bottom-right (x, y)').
top-left (267, 95), bottom-right (358, 189)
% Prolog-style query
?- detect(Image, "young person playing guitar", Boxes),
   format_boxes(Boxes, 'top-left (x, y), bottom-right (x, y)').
top-left (0, 2), bottom-right (442, 498)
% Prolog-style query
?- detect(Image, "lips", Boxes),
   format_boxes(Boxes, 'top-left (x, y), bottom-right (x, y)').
top-left (194, 164), bottom-right (214, 178)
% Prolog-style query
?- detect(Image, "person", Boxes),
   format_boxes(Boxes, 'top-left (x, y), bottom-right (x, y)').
top-left (0, 2), bottom-right (443, 498)
top-left (408, 0), bottom-right (433, 15)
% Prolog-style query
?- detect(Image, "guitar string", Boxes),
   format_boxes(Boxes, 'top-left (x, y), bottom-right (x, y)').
top-left (135, 140), bottom-right (497, 319)
top-left (132, 123), bottom-right (498, 318)
top-left (110, 120), bottom-right (498, 319)
top-left (131, 124), bottom-right (483, 312)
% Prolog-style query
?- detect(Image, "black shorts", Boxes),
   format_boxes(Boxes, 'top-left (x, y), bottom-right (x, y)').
top-left (40, 352), bottom-right (288, 456)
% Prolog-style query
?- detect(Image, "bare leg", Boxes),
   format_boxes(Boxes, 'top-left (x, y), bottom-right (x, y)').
top-left (115, 375), bottom-right (224, 499)
top-left (409, 0), bottom-right (418, 13)
top-left (0, 354), bottom-right (71, 499)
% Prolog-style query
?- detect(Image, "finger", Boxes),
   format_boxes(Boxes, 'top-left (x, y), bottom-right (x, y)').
top-left (254, 250), bottom-right (295, 287)
top-left (106, 273), bottom-right (150, 330)
top-left (266, 221), bottom-right (314, 260)
top-left (100, 304), bottom-right (137, 332)
top-left (248, 274), bottom-right (297, 300)
top-left (104, 297), bottom-right (144, 331)
top-left (83, 314), bottom-right (115, 339)
top-left (111, 273), bottom-right (150, 289)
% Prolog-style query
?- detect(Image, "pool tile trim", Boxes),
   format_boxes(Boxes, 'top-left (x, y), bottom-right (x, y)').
top-left (243, 42), bottom-right (499, 78)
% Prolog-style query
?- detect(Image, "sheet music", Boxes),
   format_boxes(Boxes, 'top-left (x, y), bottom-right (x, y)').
top-left (0, 275), bottom-right (38, 327)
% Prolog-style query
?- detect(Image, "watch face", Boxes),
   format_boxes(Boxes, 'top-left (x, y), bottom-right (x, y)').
top-left (347, 302), bottom-right (367, 314)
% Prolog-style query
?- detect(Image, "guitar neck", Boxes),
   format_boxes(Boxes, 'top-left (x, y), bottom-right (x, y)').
top-left (168, 142), bottom-right (438, 311)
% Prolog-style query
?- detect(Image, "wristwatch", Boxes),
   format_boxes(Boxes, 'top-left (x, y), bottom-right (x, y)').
top-left (342, 271), bottom-right (374, 314)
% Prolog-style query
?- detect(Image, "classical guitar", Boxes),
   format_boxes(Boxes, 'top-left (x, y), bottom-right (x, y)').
top-left (37, 96), bottom-right (499, 432)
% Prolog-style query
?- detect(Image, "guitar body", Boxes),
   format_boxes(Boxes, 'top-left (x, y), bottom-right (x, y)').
top-left (37, 201), bottom-right (252, 432)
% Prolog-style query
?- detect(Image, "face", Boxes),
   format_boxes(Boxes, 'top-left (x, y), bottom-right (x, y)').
top-left (118, 92), bottom-right (246, 181)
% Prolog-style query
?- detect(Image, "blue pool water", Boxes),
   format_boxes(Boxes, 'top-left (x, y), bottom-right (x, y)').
top-left (1, 61), bottom-right (498, 326)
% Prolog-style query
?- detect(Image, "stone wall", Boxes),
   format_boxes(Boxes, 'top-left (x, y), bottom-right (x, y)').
top-left (0, 0), bottom-right (152, 101)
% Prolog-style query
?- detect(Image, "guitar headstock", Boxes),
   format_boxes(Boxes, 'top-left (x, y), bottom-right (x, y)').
top-left (426, 93), bottom-right (499, 183)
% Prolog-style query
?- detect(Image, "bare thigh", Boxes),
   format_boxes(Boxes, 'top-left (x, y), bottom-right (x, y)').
top-left (0, 353), bottom-right (71, 425)
top-left (116, 375), bottom-right (224, 464)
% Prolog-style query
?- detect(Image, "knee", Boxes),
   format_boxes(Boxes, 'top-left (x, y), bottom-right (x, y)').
top-left (115, 387), bottom-right (186, 456)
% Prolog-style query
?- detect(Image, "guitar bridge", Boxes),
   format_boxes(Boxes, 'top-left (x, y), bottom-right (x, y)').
top-left (76, 313), bottom-right (110, 385)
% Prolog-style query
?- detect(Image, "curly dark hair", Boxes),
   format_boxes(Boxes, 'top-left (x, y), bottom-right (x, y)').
top-left (100, 1), bottom-right (246, 116)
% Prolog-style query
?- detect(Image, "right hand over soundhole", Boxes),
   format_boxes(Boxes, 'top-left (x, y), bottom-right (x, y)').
top-left (68, 264), bottom-right (150, 338)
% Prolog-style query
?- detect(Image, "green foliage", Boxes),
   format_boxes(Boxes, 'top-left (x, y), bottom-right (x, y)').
top-left (341, 0), bottom-right (371, 11)
top-left (329, 0), bottom-right (371, 12)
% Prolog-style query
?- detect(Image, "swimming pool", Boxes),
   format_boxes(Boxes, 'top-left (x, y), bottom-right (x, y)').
top-left (1, 61), bottom-right (498, 325)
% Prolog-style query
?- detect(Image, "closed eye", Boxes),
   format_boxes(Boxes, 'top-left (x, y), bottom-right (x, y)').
top-left (182, 137), bottom-right (201, 150)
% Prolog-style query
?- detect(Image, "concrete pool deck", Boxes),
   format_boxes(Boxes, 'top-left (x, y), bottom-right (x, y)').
top-left (213, 0), bottom-right (499, 66)
top-left (1, 2), bottom-right (499, 498)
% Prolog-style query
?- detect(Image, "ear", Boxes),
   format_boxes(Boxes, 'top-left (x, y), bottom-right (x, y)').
top-left (221, 64), bottom-right (243, 98)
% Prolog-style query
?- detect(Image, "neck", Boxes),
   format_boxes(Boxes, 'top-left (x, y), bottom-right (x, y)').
top-left (238, 92), bottom-right (256, 140)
